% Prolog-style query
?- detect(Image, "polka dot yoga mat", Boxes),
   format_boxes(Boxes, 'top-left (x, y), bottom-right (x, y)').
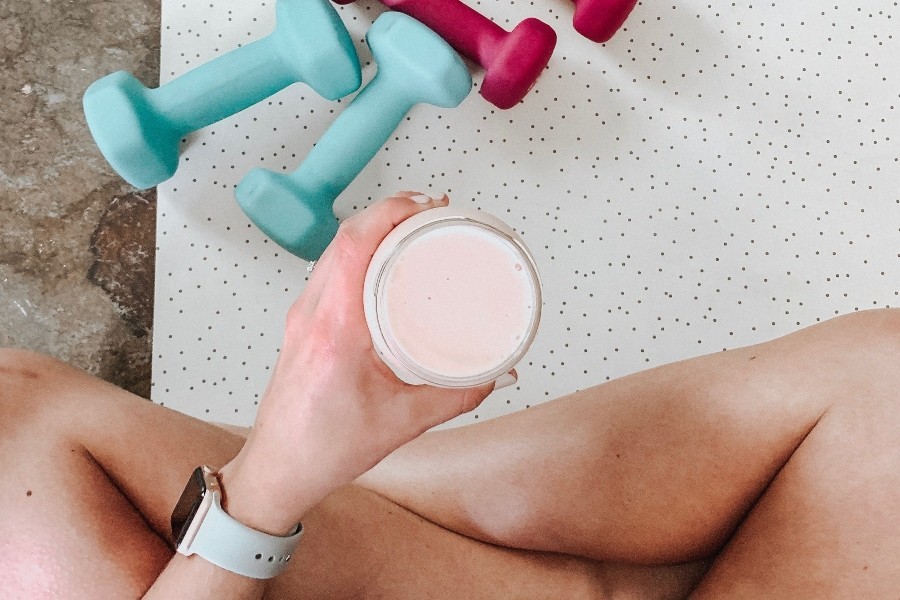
top-left (152, 0), bottom-right (900, 427)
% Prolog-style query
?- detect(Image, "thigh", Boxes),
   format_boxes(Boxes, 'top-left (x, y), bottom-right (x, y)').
top-left (0, 349), bottom-right (244, 598)
top-left (0, 349), bottom-right (703, 600)
top-left (0, 419), bottom-right (170, 598)
top-left (692, 380), bottom-right (900, 597)
top-left (285, 484), bottom-right (708, 600)
top-left (360, 310), bottom-right (900, 569)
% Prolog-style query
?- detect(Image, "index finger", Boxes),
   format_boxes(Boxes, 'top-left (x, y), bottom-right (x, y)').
top-left (340, 192), bottom-right (449, 255)
top-left (316, 192), bottom-right (449, 283)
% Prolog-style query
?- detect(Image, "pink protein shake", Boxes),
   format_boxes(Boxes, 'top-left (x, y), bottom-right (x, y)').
top-left (363, 206), bottom-right (542, 388)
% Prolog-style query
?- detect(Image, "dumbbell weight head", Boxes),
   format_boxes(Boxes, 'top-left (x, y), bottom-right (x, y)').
top-left (573, 0), bottom-right (637, 43)
top-left (480, 18), bottom-right (556, 110)
top-left (83, 71), bottom-right (179, 191)
top-left (236, 169), bottom-right (339, 260)
top-left (367, 11), bottom-right (472, 109)
top-left (274, 0), bottom-right (361, 100)
top-left (332, 0), bottom-right (555, 109)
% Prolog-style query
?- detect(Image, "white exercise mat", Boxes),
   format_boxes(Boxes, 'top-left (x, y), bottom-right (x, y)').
top-left (153, 0), bottom-right (900, 427)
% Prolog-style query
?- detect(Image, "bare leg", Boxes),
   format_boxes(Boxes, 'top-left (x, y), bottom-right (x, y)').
top-left (2, 310), bottom-right (896, 597)
top-left (693, 356), bottom-right (900, 596)
top-left (0, 349), bottom-right (700, 599)
top-left (0, 353), bottom-right (243, 598)
top-left (359, 309), bottom-right (900, 593)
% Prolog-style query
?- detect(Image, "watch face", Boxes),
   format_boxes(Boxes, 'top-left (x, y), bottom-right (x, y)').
top-left (171, 467), bottom-right (208, 547)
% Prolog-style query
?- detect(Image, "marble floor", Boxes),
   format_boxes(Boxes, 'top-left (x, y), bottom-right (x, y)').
top-left (1, 1), bottom-right (161, 397)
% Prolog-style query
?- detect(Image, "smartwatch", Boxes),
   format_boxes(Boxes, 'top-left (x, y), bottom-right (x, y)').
top-left (170, 465), bottom-right (303, 579)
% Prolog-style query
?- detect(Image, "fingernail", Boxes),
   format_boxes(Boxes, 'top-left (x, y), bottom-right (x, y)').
top-left (410, 191), bottom-right (448, 205)
top-left (494, 371), bottom-right (518, 390)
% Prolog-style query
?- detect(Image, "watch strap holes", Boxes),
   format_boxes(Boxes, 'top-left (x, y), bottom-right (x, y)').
top-left (254, 552), bottom-right (290, 562)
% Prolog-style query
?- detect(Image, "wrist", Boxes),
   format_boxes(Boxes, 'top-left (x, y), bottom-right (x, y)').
top-left (217, 459), bottom-right (310, 536)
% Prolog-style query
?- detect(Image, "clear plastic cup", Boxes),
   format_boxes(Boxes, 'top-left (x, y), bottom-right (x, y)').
top-left (363, 206), bottom-right (542, 388)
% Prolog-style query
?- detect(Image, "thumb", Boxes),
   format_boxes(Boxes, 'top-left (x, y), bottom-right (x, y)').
top-left (413, 371), bottom-right (516, 430)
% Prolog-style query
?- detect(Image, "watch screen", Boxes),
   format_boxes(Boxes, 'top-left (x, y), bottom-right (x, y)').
top-left (171, 467), bottom-right (208, 547)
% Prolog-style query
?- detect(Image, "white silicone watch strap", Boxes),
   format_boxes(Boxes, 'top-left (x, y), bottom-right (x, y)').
top-left (186, 491), bottom-right (303, 579)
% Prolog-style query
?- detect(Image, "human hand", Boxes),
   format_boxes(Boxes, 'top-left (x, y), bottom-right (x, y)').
top-left (218, 193), bottom-right (498, 534)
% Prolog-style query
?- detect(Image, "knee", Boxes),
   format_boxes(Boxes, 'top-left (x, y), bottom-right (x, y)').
top-left (835, 306), bottom-right (900, 329)
top-left (815, 309), bottom-right (900, 402)
top-left (825, 308), bottom-right (900, 357)
top-left (0, 347), bottom-right (73, 384)
top-left (0, 348), bottom-right (81, 423)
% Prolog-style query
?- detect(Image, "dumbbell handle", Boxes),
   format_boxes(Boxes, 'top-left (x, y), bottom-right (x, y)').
top-left (355, 0), bottom-right (506, 67)
top-left (151, 36), bottom-right (295, 136)
top-left (288, 75), bottom-right (412, 209)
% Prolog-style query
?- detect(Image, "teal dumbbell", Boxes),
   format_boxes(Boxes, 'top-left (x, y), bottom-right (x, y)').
top-left (83, 0), bottom-right (361, 190)
top-left (235, 12), bottom-right (472, 260)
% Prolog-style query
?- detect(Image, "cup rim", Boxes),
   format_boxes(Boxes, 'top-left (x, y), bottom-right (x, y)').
top-left (368, 212), bottom-right (542, 388)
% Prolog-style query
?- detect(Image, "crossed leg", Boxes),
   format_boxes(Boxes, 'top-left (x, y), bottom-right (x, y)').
top-left (360, 308), bottom-right (900, 595)
top-left (1, 309), bottom-right (897, 598)
top-left (0, 351), bottom-right (703, 598)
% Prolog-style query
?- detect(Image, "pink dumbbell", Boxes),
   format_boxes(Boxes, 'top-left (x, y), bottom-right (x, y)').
top-left (334, 0), bottom-right (556, 109)
top-left (572, 0), bottom-right (637, 43)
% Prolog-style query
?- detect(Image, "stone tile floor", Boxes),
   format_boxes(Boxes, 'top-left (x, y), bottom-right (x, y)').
top-left (1, 1), bottom-right (161, 398)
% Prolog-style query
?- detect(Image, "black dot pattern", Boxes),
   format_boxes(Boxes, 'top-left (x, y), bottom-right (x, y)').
top-left (153, 1), bottom-right (899, 426)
